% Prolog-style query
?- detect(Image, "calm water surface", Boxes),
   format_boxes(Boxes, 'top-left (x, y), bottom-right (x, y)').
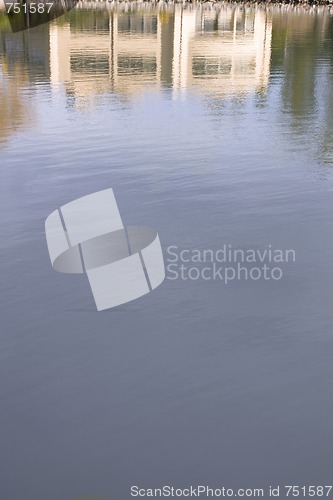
top-left (1, 4), bottom-right (333, 499)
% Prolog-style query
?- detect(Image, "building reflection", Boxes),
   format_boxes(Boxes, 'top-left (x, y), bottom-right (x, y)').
top-left (48, 5), bottom-right (272, 102)
top-left (1, 3), bottom-right (333, 160)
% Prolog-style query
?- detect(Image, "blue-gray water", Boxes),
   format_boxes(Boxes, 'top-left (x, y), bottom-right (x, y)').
top-left (1, 4), bottom-right (333, 499)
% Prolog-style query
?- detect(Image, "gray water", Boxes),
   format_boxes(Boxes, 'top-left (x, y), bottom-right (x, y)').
top-left (1, 4), bottom-right (333, 500)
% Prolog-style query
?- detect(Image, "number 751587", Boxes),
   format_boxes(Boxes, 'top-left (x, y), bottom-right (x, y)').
top-left (6, 3), bottom-right (54, 14)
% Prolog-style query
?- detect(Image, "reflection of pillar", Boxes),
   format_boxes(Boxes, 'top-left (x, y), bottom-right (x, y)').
top-left (173, 9), bottom-right (182, 89)
top-left (109, 12), bottom-right (118, 84)
top-left (173, 8), bottom-right (196, 93)
top-left (254, 10), bottom-right (272, 87)
top-left (49, 24), bottom-right (71, 85)
top-left (160, 13), bottom-right (174, 87)
top-left (230, 8), bottom-right (237, 82)
top-left (156, 15), bottom-right (162, 86)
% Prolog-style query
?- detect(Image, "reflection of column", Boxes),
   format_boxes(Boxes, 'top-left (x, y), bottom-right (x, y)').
top-left (172, 8), bottom-right (196, 94)
top-left (160, 13), bottom-right (174, 87)
top-left (49, 24), bottom-right (71, 86)
top-left (109, 12), bottom-right (118, 85)
top-left (254, 10), bottom-right (272, 88)
top-left (172, 8), bottom-right (182, 89)
top-left (156, 15), bottom-right (162, 86)
top-left (230, 7), bottom-right (240, 82)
